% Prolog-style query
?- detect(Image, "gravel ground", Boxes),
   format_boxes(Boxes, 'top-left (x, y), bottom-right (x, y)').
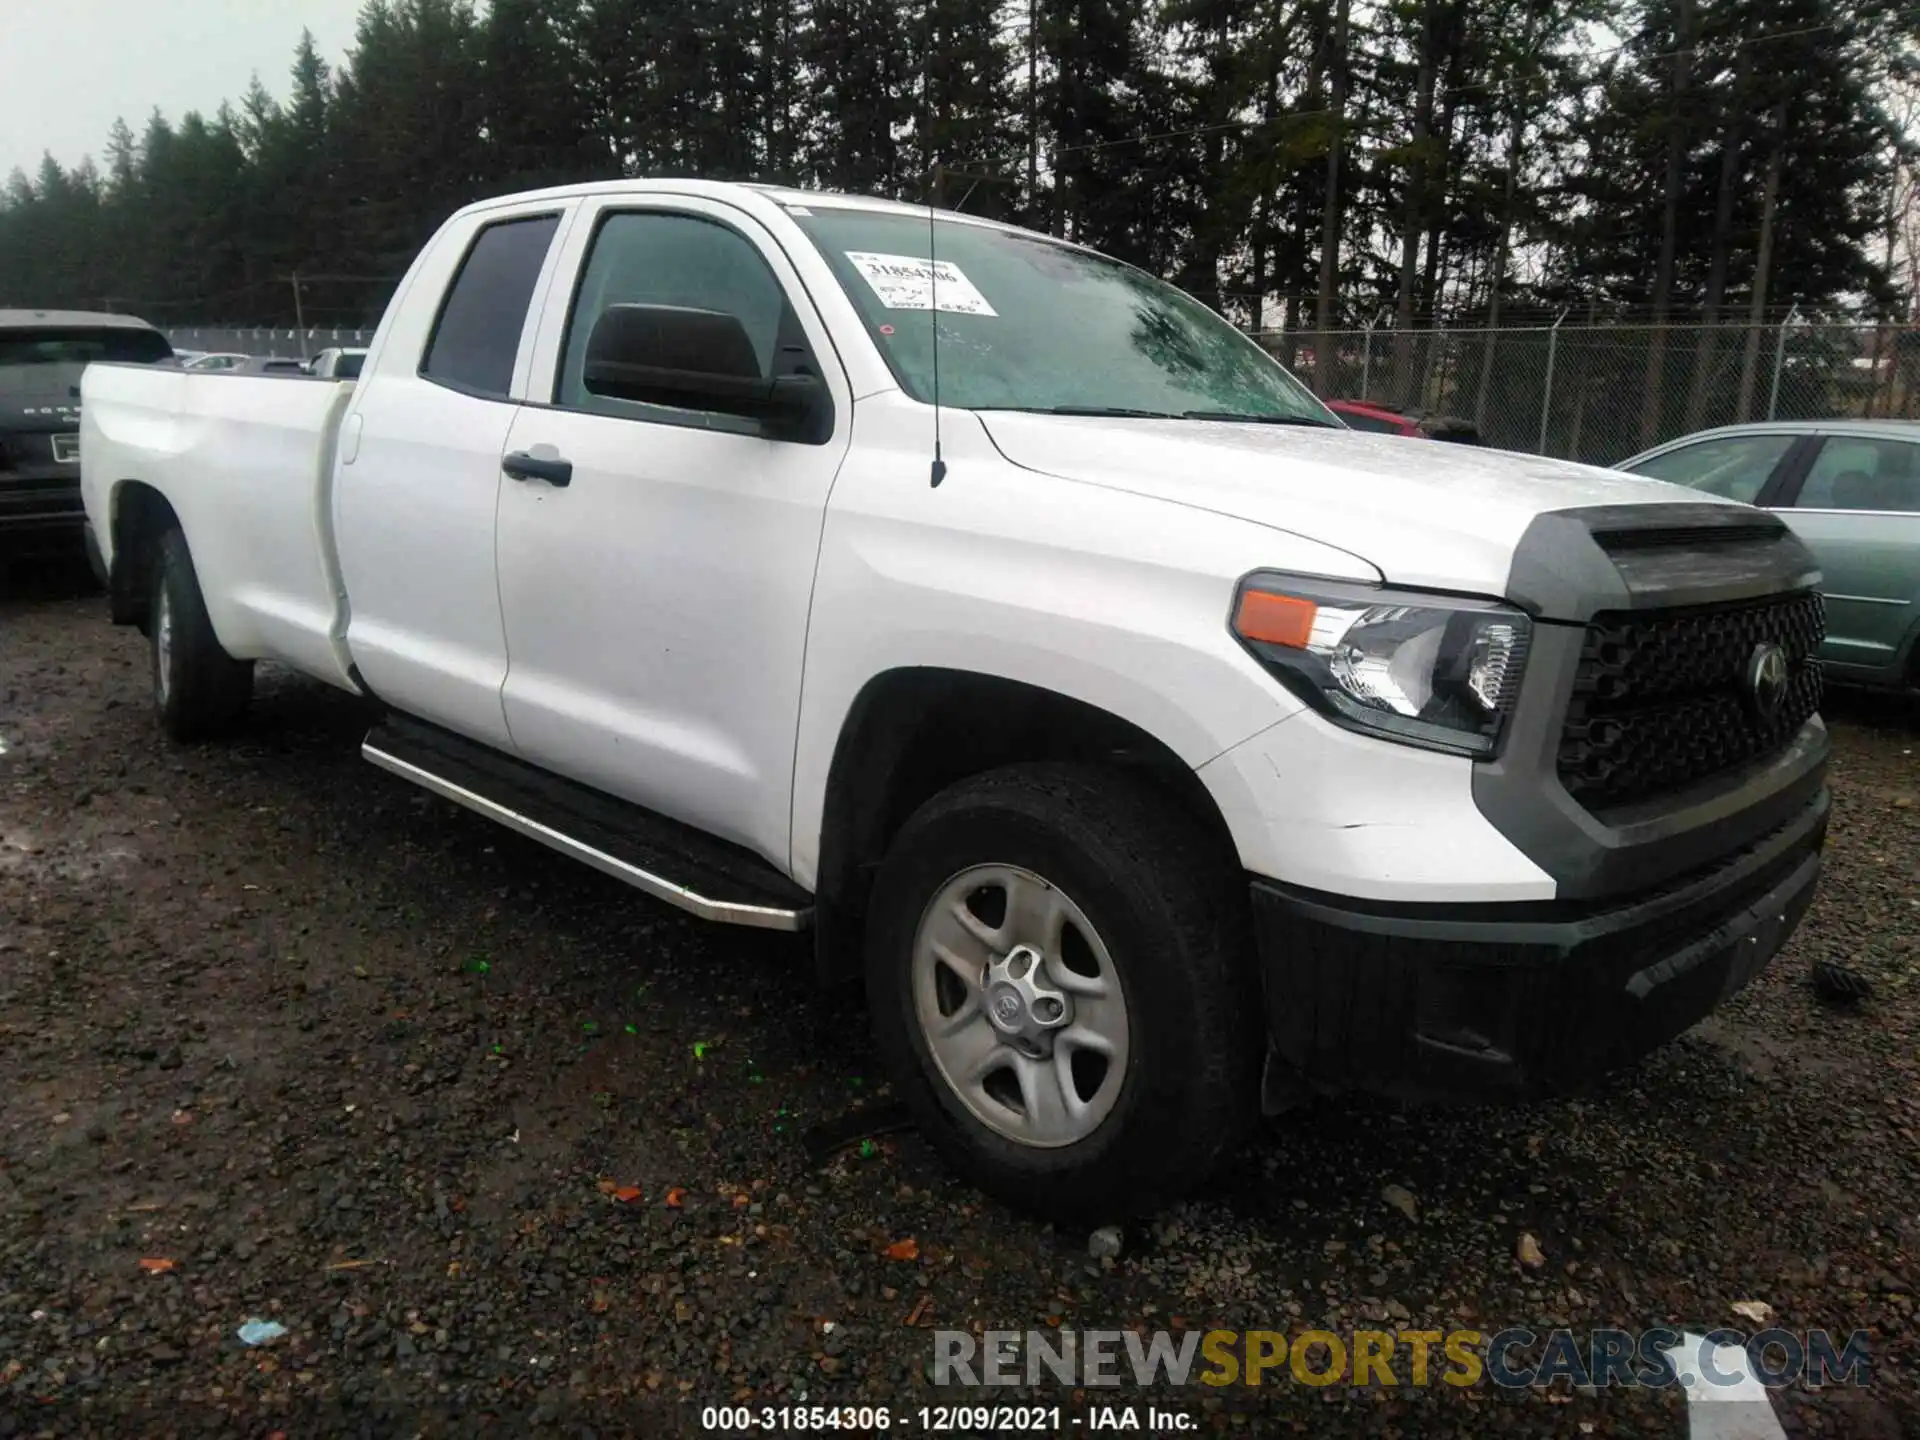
top-left (1, 564), bottom-right (1916, 1439)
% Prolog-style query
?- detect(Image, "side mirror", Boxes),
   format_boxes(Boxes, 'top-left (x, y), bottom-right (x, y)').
top-left (582, 303), bottom-right (825, 440)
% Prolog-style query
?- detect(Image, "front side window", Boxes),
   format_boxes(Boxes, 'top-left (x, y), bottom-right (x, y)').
top-left (556, 211), bottom-right (806, 434)
top-left (791, 208), bottom-right (1334, 425)
top-left (422, 213), bottom-right (561, 398)
top-left (1795, 437), bottom-right (1920, 513)
top-left (1623, 433), bottom-right (1794, 504)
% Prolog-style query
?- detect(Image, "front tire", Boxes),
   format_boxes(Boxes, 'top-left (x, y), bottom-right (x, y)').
top-left (150, 527), bottom-right (252, 741)
top-left (865, 763), bottom-right (1259, 1219)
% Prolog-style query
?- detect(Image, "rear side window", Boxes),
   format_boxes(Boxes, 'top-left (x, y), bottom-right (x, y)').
top-left (422, 214), bottom-right (560, 397)
top-left (0, 326), bottom-right (171, 368)
top-left (1794, 437), bottom-right (1920, 513)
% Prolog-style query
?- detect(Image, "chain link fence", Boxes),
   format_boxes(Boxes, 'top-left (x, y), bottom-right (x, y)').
top-left (167, 316), bottom-right (1920, 467)
top-left (164, 326), bottom-right (374, 360)
top-left (1258, 317), bottom-right (1920, 465)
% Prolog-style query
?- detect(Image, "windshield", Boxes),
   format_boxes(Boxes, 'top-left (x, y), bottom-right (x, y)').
top-left (791, 208), bottom-right (1334, 425)
top-left (0, 327), bottom-right (171, 371)
top-left (0, 326), bottom-right (172, 407)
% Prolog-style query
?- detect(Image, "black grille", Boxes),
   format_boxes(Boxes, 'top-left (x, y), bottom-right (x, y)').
top-left (1558, 591), bottom-right (1824, 810)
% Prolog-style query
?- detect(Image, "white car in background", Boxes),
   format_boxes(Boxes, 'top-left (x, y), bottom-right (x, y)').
top-left (181, 352), bottom-right (252, 373)
top-left (305, 347), bottom-right (368, 380)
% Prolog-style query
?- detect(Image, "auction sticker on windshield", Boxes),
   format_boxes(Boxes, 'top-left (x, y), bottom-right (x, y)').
top-left (844, 252), bottom-right (998, 316)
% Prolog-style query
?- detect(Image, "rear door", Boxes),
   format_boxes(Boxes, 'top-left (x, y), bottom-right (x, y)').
top-left (1771, 433), bottom-right (1920, 683)
top-left (331, 205), bottom-right (571, 748)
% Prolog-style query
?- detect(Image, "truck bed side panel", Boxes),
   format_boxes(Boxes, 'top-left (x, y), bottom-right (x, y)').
top-left (80, 365), bottom-right (357, 689)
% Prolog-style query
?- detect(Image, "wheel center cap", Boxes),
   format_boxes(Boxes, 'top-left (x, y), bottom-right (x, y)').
top-left (982, 945), bottom-right (1072, 1054)
top-left (989, 986), bottom-right (1026, 1029)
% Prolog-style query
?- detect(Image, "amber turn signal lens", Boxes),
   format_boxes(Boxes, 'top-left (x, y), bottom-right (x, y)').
top-left (1233, 590), bottom-right (1317, 649)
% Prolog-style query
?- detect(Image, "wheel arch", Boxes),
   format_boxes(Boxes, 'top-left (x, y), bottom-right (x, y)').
top-left (105, 479), bottom-right (181, 629)
top-left (809, 667), bottom-right (1241, 986)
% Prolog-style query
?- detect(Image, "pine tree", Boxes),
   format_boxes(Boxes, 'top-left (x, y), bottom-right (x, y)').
top-left (480, 0), bottom-right (608, 190)
top-left (798, 0), bottom-right (915, 195)
top-left (0, 0), bottom-right (1901, 354)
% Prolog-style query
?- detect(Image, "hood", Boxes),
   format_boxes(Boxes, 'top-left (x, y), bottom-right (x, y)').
top-left (975, 411), bottom-right (1731, 598)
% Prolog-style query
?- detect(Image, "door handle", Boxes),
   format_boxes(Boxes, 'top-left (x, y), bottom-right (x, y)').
top-left (502, 451), bottom-right (572, 487)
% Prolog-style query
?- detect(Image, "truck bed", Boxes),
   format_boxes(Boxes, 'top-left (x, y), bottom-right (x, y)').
top-left (80, 364), bottom-right (360, 689)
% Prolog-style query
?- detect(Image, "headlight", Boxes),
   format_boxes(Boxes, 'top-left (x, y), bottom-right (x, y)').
top-left (1231, 575), bottom-right (1531, 756)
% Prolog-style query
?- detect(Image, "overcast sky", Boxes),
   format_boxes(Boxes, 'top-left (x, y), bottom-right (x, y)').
top-left (0, 0), bottom-right (366, 182)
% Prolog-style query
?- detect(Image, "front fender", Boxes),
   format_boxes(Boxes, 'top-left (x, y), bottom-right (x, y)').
top-left (787, 405), bottom-right (1379, 887)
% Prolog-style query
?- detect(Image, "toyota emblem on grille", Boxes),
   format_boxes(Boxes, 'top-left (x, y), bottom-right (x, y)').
top-left (1746, 641), bottom-right (1790, 720)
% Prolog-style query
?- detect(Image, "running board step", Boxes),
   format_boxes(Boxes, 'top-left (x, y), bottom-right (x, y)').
top-left (362, 714), bottom-right (812, 931)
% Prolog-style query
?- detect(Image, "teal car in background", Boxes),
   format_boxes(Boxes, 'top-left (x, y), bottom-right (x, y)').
top-left (1619, 420), bottom-right (1920, 695)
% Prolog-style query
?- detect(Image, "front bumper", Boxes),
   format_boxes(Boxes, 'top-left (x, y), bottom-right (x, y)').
top-left (1250, 787), bottom-right (1828, 1106)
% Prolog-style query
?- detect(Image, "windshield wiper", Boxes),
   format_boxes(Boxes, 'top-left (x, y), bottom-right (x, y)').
top-left (1181, 410), bottom-right (1339, 427)
top-left (983, 404), bottom-right (1184, 419)
top-left (982, 404), bottom-right (1338, 426)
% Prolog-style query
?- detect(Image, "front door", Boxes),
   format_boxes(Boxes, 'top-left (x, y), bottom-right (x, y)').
top-left (493, 197), bottom-right (853, 870)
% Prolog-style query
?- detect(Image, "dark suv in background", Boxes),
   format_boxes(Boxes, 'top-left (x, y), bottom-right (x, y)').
top-left (1, 310), bottom-right (172, 567)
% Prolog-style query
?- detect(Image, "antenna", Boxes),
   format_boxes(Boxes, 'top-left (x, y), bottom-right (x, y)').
top-left (928, 162), bottom-right (947, 488)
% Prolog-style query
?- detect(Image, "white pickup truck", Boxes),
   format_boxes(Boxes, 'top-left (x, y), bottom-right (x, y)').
top-left (81, 180), bottom-right (1830, 1217)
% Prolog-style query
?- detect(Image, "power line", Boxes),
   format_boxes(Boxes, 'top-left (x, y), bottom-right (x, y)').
top-left (97, 270), bottom-right (401, 316)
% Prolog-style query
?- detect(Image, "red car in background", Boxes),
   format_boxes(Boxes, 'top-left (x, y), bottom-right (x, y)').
top-left (1325, 399), bottom-right (1482, 444)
